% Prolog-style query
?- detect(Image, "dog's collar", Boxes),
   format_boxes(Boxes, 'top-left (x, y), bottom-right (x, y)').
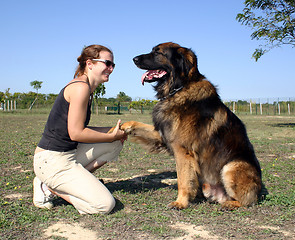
top-left (159, 86), bottom-right (184, 101)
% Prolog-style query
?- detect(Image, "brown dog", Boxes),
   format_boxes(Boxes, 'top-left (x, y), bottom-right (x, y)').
top-left (120, 42), bottom-right (262, 209)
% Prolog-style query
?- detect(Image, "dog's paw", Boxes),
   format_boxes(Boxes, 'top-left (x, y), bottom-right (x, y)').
top-left (120, 121), bottom-right (136, 134)
top-left (167, 201), bottom-right (188, 210)
top-left (107, 121), bottom-right (136, 134)
top-left (221, 200), bottom-right (242, 210)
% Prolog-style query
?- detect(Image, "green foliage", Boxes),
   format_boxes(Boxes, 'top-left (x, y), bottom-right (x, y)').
top-left (129, 99), bottom-right (158, 113)
top-left (0, 91), bottom-right (4, 103)
top-left (92, 84), bottom-right (107, 114)
top-left (0, 91), bottom-right (58, 109)
top-left (237, 0), bottom-right (295, 61)
top-left (4, 88), bottom-right (12, 99)
top-left (30, 80), bottom-right (43, 93)
top-left (29, 81), bottom-right (43, 110)
top-left (93, 84), bottom-right (106, 99)
top-left (116, 91), bottom-right (132, 102)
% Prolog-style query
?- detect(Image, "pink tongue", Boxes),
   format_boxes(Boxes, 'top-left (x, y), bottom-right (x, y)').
top-left (141, 70), bottom-right (166, 85)
top-left (141, 71), bottom-right (149, 85)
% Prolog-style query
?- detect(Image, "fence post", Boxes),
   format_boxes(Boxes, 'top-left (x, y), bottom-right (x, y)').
top-left (250, 101), bottom-right (252, 114)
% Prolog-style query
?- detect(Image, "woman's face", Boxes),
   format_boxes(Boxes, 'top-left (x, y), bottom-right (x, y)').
top-left (91, 51), bottom-right (115, 84)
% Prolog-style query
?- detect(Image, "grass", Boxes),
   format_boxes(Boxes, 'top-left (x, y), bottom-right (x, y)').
top-left (0, 111), bottom-right (294, 239)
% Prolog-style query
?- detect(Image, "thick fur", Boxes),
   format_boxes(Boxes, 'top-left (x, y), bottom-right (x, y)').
top-left (121, 42), bottom-right (262, 209)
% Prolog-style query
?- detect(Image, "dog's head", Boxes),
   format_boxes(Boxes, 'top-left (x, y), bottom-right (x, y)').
top-left (133, 42), bottom-right (202, 99)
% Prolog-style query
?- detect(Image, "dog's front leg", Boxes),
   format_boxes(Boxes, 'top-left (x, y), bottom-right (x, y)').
top-left (168, 143), bottom-right (200, 210)
top-left (119, 121), bottom-right (167, 153)
top-left (108, 121), bottom-right (154, 135)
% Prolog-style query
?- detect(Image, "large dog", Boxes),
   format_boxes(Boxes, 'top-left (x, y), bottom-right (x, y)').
top-left (120, 42), bottom-right (262, 209)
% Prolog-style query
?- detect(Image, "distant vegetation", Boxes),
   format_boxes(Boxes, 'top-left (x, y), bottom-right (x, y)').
top-left (1, 89), bottom-right (294, 115)
top-left (0, 89), bottom-right (158, 114)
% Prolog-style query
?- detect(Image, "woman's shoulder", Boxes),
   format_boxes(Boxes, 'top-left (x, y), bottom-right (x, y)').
top-left (64, 78), bottom-right (91, 102)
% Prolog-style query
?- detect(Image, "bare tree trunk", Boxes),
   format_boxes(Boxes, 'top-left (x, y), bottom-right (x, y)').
top-left (29, 97), bottom-right (38, 110)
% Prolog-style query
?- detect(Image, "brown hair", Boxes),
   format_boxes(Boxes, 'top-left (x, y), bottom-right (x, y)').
top-left (74, 44), bottom-right (113, 78)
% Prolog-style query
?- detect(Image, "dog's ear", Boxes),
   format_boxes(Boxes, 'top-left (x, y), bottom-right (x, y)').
top-left (169, 47), bottom-right (195, 93)
top-left (173, 48), bottom-right (193, 76)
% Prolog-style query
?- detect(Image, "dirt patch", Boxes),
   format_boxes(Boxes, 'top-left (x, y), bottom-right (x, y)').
top-left (43, 221), bottom-right (219, 240)
top-left (171, 222), bottom-right (219, 239)
top-left (259, 225), bottom-right (294, 238)
top-left (11, 165), bottom-right (32, 173)
top-left (4, 193), bottom-right (30, 199)
top-left (44, 222), bottom-right (101, 240)
top-left (245, 218), bottom-right (295, 238)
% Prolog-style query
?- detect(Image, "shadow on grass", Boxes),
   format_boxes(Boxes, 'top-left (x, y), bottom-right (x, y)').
top-left (270, 123), bottom-right (295, 128)
top-left (107, 171), bottom-right (208, 212)
top-left (106, 171), bottom-right (178, 194)
top-left (51, 171), bottom-right (268, 212)
top-left (51, 171), bottom-right (178, 211)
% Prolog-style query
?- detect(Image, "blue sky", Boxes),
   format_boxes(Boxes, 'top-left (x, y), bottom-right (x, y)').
top-left (0, 0), bottom-right (294, 101)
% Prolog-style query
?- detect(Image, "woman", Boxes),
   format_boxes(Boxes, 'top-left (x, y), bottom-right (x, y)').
top-left (33, 44), bottom-right (127, 214)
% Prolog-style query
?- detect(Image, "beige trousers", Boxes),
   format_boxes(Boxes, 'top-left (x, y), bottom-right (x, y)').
top-left (34, 141), bottom-right (123, 214)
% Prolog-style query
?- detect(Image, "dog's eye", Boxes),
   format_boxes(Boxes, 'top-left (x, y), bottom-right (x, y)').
top-left (155, 51), bottom-right (165, 57)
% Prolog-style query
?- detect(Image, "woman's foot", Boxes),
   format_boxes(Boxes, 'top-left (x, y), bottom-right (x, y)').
top-left (33, 177), bottom-right (55, 209)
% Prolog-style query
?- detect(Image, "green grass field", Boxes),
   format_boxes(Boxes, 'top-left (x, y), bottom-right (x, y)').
top-left (0, 111), bottom-right (294, 239)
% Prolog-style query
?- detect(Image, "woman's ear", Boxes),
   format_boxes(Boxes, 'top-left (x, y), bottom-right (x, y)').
top-left (86, 59), bottom-right (93, 70)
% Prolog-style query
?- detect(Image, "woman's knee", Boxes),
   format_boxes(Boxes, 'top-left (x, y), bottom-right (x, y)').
top-left (86, 195), bottom-right (116, 215)
top-left (101, 196), bottom-right (116, 214)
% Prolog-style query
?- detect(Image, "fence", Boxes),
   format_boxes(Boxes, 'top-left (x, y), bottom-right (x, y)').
top-left (2, 97), bottom-right (295, 115)
top-left (224, 98), bottom-right (295, 115)
top-left (92, 101), bottom-right (154, 114)
top-left (0, 100), bottom-right (17, 111)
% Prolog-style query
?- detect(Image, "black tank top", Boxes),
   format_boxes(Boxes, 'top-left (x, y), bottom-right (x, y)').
top-left (38, 81), bottom-right (92, 152)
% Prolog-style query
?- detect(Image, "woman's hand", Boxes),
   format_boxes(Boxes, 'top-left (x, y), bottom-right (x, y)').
top-left (111, 120), bottom-right (128, 144)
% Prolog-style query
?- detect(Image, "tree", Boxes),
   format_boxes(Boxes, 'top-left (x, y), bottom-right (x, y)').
top-left (93, 84), bottom-right (106, 99)
top-left (4, 88), bottom-right (11, 100)
top-left (30, 80), bottom-right (42, 94)
top-left (29, 80), bottom-right (43, 110)
top-left (116, 92), bottom-right (132, 102)
top-left (93, 84), bottom-right (106, 114)
top-left (237, 0), bottom-right (295, 61)
top-left (0, 91), bottom-right (4, 103)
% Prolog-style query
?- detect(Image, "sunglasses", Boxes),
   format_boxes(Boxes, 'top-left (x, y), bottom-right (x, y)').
top-left (92, 59), bottom-right (115, 68)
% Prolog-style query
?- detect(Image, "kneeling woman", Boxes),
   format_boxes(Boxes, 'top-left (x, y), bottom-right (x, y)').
top-left (33, 44), bottom-right (127, 214)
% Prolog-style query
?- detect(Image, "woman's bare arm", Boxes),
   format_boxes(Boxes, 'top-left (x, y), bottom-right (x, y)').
top-left (66, 82), bottom-right (125, 143)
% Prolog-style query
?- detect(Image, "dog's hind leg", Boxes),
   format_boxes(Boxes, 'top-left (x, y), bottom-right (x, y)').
top-left (168, 143), bottom-right (200, 210)
top-left (221, 160), bottom-right (262, 209)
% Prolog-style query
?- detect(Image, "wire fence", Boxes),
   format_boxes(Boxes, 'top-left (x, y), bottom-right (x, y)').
top-left (223, 97), bottom-right (295, 116)
top-left (93, 98), bottom-right (295, 115)
top-left (1, 97), bottom-right (295, 116)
